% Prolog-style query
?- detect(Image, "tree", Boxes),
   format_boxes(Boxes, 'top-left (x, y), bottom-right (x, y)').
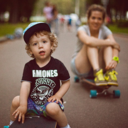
top-left (108, 0), bottom-right (128, 21)
top-left (0, 0), bottom-right (36, 23)
top-left (85, 0), bottom-right (101, 12)
top-left (8, 0), bottom-right (20, 23)
top-left (0, 0), bottom-right (9, 22)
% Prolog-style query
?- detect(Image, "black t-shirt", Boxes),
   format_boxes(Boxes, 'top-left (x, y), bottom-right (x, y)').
top-left (22, 57), bottom-right (70, 105)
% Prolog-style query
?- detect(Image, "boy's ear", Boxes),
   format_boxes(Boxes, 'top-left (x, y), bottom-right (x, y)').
top-left (51, 45), bottom-right (54, 50)
top-left (29, 49), bottom-right (33, 55)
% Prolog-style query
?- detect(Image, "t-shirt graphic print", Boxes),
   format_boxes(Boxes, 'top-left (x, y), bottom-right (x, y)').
top-left (30, 77), bottom-right (56, 105)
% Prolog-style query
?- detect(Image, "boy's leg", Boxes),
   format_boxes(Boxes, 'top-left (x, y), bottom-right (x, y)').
top-left (46, 102), bottom-right (68, 128)
top-left (10, 96), bottom-right (20, 121)
top-left (4, 96), bottom-right (20, 127)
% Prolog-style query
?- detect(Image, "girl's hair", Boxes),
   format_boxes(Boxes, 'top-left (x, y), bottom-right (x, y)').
top-left (25, 31), bottom-right (58, 58)
top-left (87, 4), bottom-right (106, 21)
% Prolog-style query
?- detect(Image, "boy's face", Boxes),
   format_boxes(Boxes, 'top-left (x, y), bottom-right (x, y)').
top-left (29, 34), bottom-right (53, 61)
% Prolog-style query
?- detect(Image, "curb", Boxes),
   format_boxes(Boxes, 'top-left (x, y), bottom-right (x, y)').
top-left (0, 36), bottom-right (8, 42)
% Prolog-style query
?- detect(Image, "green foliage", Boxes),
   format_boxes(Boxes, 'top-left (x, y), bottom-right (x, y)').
top-left (86, 0), bottom-right (101, 5)
top-left (33, 0), bottom-right (75, 15)
top-left (0, 23), bottom-right (128, 38)
top-left (0, 23), bottom-right (28, 37)
top-left (33, 0), bottom-right (86, 16)
top-left (108, 24), bottom-right (128, 34)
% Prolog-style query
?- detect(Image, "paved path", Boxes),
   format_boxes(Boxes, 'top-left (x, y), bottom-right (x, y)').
top-left (0, 26), bottom-right (128, 128)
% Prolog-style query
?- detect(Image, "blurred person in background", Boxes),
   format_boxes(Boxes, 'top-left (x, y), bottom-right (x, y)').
top-left (71, 4), bottom-right (120, 86)
top-left (51, 4), bottom-right (59, 36)
top-left (105, 14), bottom-right (111, 26)
top-left (67, 16), bottom-right (72, 31)
top-left (75, 16), bottom-right (81, 30)
top-left (60, 16), bottom-right (65, 32)
top-left (43, 1), bottom-right (53, 28)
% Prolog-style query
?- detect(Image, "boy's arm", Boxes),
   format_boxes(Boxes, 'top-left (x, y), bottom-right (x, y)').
top-left (20, 81), bottom-right (30, 106)
top-left (55, 80), bottom-right (70, 99)
top-left (48, 80), bottom-right (70, 104)
top-left (12, 81), bottom-right (30, 123)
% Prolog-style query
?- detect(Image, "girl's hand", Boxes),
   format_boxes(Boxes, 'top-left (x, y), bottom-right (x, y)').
top-left (105, 60), bottom-right (118, 70)
top-left (106, 39), bottom-right (120, 52)
top-left (12, 105), bottom-right (27, 124)
top-left (48, 95), bottom-right (62, 104)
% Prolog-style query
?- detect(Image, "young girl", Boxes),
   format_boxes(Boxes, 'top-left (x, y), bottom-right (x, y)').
top-left (71, 4), bottom-right (120, 86)
top-left (5, 22), bottom-right (71, 128)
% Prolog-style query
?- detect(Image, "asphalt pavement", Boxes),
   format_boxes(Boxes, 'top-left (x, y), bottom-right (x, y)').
top-left (0, 24), bottom-right (128, 128)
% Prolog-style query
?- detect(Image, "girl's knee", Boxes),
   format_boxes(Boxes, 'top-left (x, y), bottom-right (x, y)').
top-left (101, 46), bottom-right (112, 51)
top-left (12, 96), bottom-right (20, 108)
top-left (106, 46), bottom-right (113, 50)
top-left (46, 103), bottom-right (60, 116)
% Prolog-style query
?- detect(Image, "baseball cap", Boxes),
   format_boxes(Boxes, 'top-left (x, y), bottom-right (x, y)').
top-left (23, 22), bottom-right (51, 44)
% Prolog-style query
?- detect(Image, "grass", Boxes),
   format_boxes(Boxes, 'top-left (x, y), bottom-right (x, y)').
top-left (0, 23), bottom-right (29, 37)
top-left (0, 23), bottom-right (128, 37)
top-left (108, 24), bottom-right (128, 34)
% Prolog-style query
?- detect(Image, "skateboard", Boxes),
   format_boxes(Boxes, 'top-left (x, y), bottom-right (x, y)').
top-left (74, 76), bottom-right (121, 98)
top-left (8, 115), bottom-right (57, 128)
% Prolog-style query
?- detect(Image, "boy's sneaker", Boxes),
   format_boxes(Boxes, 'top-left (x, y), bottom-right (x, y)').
top-left (94, 69), bottom-right (107, 86)
top-left (104, 69), bottom-right (118, 86)
top-left (4, 126), bottom-right (9, 128)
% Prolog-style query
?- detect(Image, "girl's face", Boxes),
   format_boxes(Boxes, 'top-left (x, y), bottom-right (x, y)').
top-left (88, 11), bottom-right (104, 31)
top-left (29, 34), bottom-right (53, 62)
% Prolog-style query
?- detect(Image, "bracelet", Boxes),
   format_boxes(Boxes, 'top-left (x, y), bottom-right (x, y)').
top-left (113, 56), bottom-right (119, 63)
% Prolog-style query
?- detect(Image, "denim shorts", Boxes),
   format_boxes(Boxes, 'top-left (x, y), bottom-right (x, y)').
top-left (71, 57), bottom-right (94, 78)
top-left (26, 98), bottom-right (64, 118)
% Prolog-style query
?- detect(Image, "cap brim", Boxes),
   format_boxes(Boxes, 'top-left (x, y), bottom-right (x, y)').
top-left (23, 23), bottom-right (51, 43)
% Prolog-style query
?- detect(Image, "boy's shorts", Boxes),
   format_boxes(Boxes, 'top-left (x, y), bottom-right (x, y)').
top-left (26, 98), bottom-right (64, 118)
top-left (71, 57), bottom-right (94, 78)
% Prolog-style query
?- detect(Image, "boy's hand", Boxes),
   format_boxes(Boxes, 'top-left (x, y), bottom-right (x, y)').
top-left (48, 95), bottom-right (62, 104)
top-left (12, 105), bottom-right (27, 124)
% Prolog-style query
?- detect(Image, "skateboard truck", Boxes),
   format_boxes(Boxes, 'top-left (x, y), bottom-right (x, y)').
top-left (90, 88), bottom-right (120, 98)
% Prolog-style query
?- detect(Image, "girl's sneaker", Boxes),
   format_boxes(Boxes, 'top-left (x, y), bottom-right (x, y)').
top-left (94, 69), bottom-right (107, 86)
top-left (104, 69), bottom-right (118, 86)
